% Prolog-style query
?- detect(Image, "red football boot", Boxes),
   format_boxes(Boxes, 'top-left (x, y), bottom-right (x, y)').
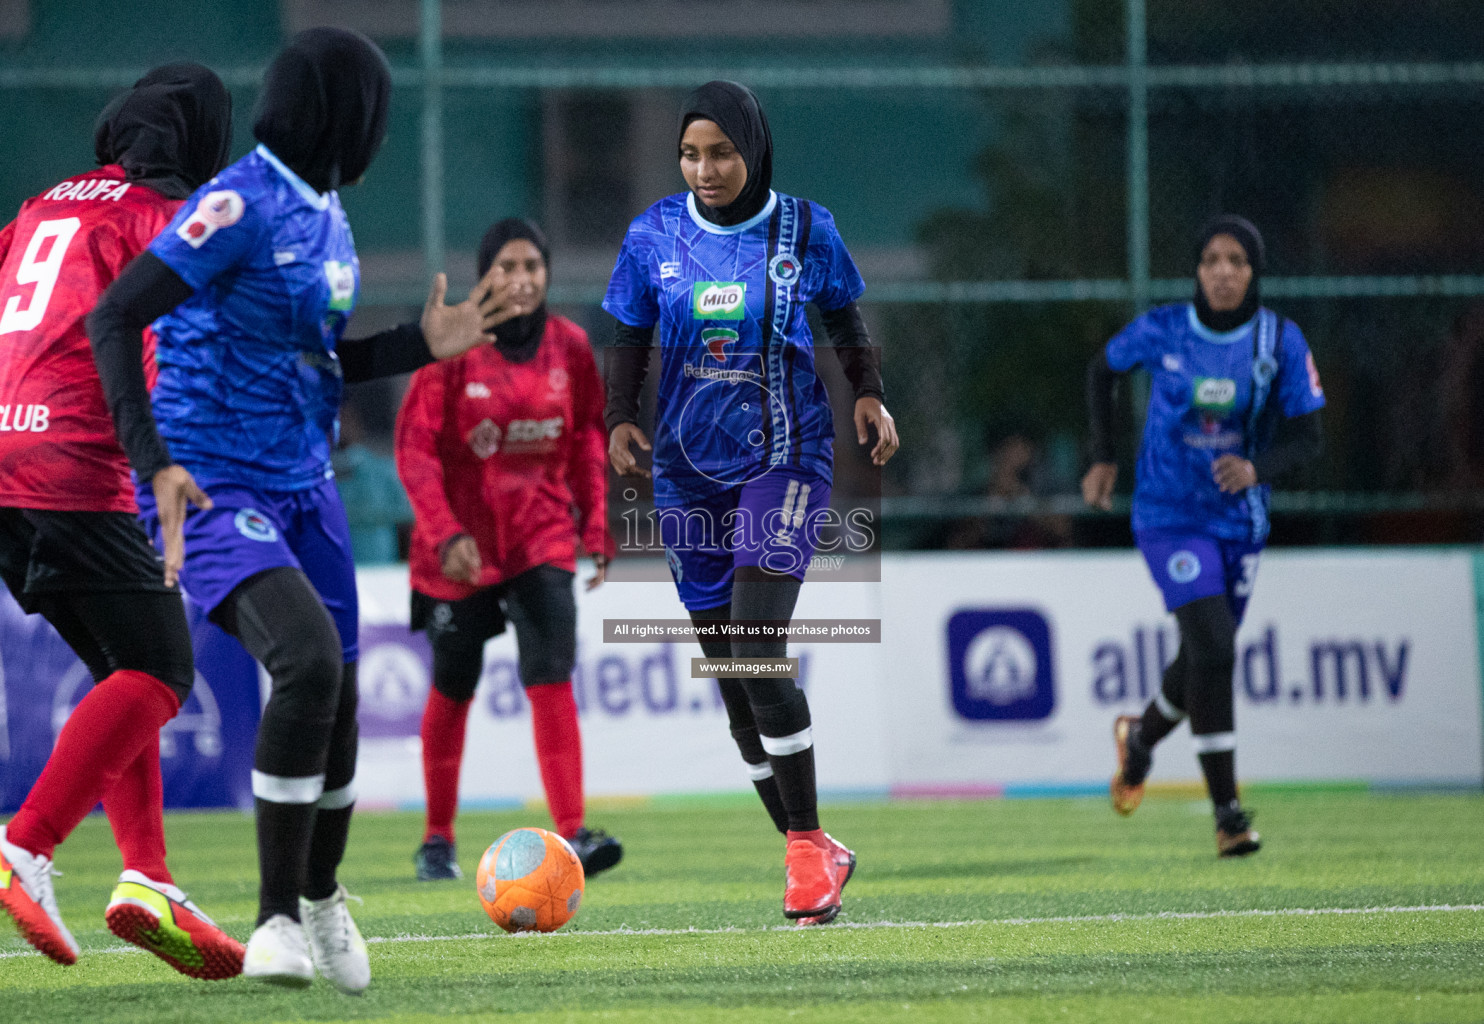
top-left (0, 825), bottom-right (79, 965)
top-left (105, 870), bottom-right (245, 979)
top-left (783, 836), bottom-right (847, 923)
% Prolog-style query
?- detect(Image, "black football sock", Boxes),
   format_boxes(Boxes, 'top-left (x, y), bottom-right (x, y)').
top-left (255, 798), bottom-right (315, 924)
top-left (692, 605), bottom-right (789, 832)
top-left (306, 661), bottom-right (360, 902)
top-left (1200, 750), bottom-right (1239, 811)
top-left (731, 569), bottom-right (817, 833)
top-left (212, 568), bottom-right (345, 925)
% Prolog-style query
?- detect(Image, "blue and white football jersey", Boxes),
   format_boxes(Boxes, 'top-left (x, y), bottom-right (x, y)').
top-left (1107, 302), bottom-right (1326, 541)
top-left (148, 144), bottom-right (359, 491)
top-left (603, 190), bottom-right (864, 506)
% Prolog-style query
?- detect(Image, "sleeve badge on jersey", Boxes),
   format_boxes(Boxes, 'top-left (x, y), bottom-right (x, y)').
top-left (1306, 351), bottom-right (1324, 398)
top-left (176, 189), bottom-right (245, 249)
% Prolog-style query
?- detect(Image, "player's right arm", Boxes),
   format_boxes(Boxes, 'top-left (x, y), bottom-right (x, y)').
top-left (0, 218), bottom-right (16, 265)
top-left (394, 364), bottom-right (479, 584)
top-left (601, 226), bottom-right (659, 478)
top-left (1081, 312), bottom-right (1160, 509)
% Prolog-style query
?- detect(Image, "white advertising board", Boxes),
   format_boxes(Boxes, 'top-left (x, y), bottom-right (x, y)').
top-left (351, 550), bottom-right (1484, 807)
top-left (880, 550), bottom-right (1484, 792)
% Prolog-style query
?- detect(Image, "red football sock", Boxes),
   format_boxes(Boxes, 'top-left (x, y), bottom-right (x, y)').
top-left (6, 671), bottom-right (179, 860)
top-left (528, 681), bottom-right (584, 838)
top-left (103, 731), bottom-right (172, 883)
top-left (421, 689), bottom-right (472, 844)
top-left (786, 828), bottom-right (829, 851)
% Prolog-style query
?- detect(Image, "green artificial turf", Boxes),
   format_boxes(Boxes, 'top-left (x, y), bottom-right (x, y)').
top-left (2, 790), bottom-right (1482, 1023)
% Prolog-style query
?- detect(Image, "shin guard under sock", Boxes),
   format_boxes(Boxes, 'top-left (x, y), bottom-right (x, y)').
top-left (103, 732), bottom-right (171, 883)
top-left (421, 689), bottom-right (472, 843)
top-left (528, 681), bottom-right (584, 838)
top-left (7, 670), bottom-right (179, 859)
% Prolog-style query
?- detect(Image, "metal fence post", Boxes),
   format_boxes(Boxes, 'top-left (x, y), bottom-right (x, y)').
top-left (420, 0), bottom-right (445, 282)
top-left (1126, 0), bottom-right (1150, 314)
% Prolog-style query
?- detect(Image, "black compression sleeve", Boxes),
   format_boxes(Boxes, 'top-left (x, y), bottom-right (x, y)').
top-left (604, 322), bottom-right (654, 432)
top-left (338, 322), bottom-right (432, 383)
top-left (819, 302), bottom-right (884, 401)
top-left (1252, 409), bottom-right (1323, 482)
top-left (1086, 350), bottom-right (1122, 463)
top-left (86, 252), bottom-right (194, 481)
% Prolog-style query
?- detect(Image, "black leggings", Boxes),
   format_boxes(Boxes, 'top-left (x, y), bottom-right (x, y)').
top-left (429, 565), bottom-right (578, 701)
top-left (210, 567), bottom-right (350, 783)
top-left (690, 566), bottom-right (809, 745)
top-left (29, 590), bottom-right (196, 703)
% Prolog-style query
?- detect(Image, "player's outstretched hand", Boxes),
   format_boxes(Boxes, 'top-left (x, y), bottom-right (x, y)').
top-left (421, 273), bottom-right (497, 360)
top-left (854, 397), bottom-right (900, 466)
top-left (608, 423), bottom-right (652, 479)
top-left (1081, 462), bottom-right (1117, 510)
top-left (152, 464), bottom-right (212, 588)
top-left (441, 534), bottom-right (482, 585)
top-left (1212, 454), bottom-right (1258, 494)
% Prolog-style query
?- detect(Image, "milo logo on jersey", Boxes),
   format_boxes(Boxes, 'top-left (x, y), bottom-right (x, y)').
top-left (692, 282), bottom-right (746, 320)
top-left (1192, 377), bottom-right (1237, 414)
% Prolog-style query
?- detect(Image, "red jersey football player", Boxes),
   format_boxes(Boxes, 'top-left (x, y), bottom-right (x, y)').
top-left (395, 219), bottom-right (623, 880)
top-left (0, 64), bottom-right (244, 977)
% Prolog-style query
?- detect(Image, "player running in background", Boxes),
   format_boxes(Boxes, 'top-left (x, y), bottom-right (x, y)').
top-left (1082, 216), bottom-right (1325, 857)
top-left (86, 29), bottom-right (503, 992)
top-left (396, 218), bottom-right (622, 882)
top-left (0, 64), bottom-right (245, 978)
top-left (605, 81), bottom-right (899, 925)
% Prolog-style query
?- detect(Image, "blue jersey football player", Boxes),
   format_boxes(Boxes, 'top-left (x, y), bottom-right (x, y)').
top-left (604, 81), bottom-right (899, 926)
top-left (88, 28), bottom-right (507, 991)
top-left (1083, 215), bottom-right (1325, 857)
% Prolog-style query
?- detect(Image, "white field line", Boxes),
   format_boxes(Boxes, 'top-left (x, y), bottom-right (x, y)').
top-left (2, 902), bottom-right (1481, 960)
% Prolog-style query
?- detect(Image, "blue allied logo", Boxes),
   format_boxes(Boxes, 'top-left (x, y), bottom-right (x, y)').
top-left (768, 252), bottom-right (802, 287)
top-left (946, 609), bottom-right (1056, 721)
top-left (234, 508), bottom-right (279, 543)
top-left (1167, 550), bottom-right (1202, 584)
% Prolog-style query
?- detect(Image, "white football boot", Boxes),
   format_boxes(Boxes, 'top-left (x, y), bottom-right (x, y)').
top-left (242, 913), bottom-right (314, 987)
top-left (300, 885), bottom-right (370, 995)
top-left (0, 824), bottom-right (80, 964)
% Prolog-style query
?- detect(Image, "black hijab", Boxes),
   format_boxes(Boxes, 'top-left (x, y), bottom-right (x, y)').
top-left (252, 27), bottom-right (391, 193)
top-left (678, 81), bottom-right (773, 227)
top-left (93, 63), bottom-right (232, 200)
top-left (1194, 214), bottom-right (1265, 332)
top-left (477, 217), bottom-right (550, 361)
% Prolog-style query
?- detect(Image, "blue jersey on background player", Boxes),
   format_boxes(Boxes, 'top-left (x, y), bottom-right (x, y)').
top-left (1106, 300), bottom-right (1324, 622)
top-left (604, 189), bottom-right (864, 508)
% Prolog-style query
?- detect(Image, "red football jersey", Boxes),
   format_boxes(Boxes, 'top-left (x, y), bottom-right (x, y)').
top-left (396, 314), bottom-right (615, 600)
top-left (0, 165), bottom-right (178, 512)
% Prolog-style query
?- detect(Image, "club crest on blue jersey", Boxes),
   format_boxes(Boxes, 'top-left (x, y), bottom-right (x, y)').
top-left (234, 508), bottom-right (280, 543)
top-left (692, 282), bottom-right (746, 320)
top-left (767, 252), bottom-right (802, 287)
top-left (1167, 549), bottom-right (1202, 584)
